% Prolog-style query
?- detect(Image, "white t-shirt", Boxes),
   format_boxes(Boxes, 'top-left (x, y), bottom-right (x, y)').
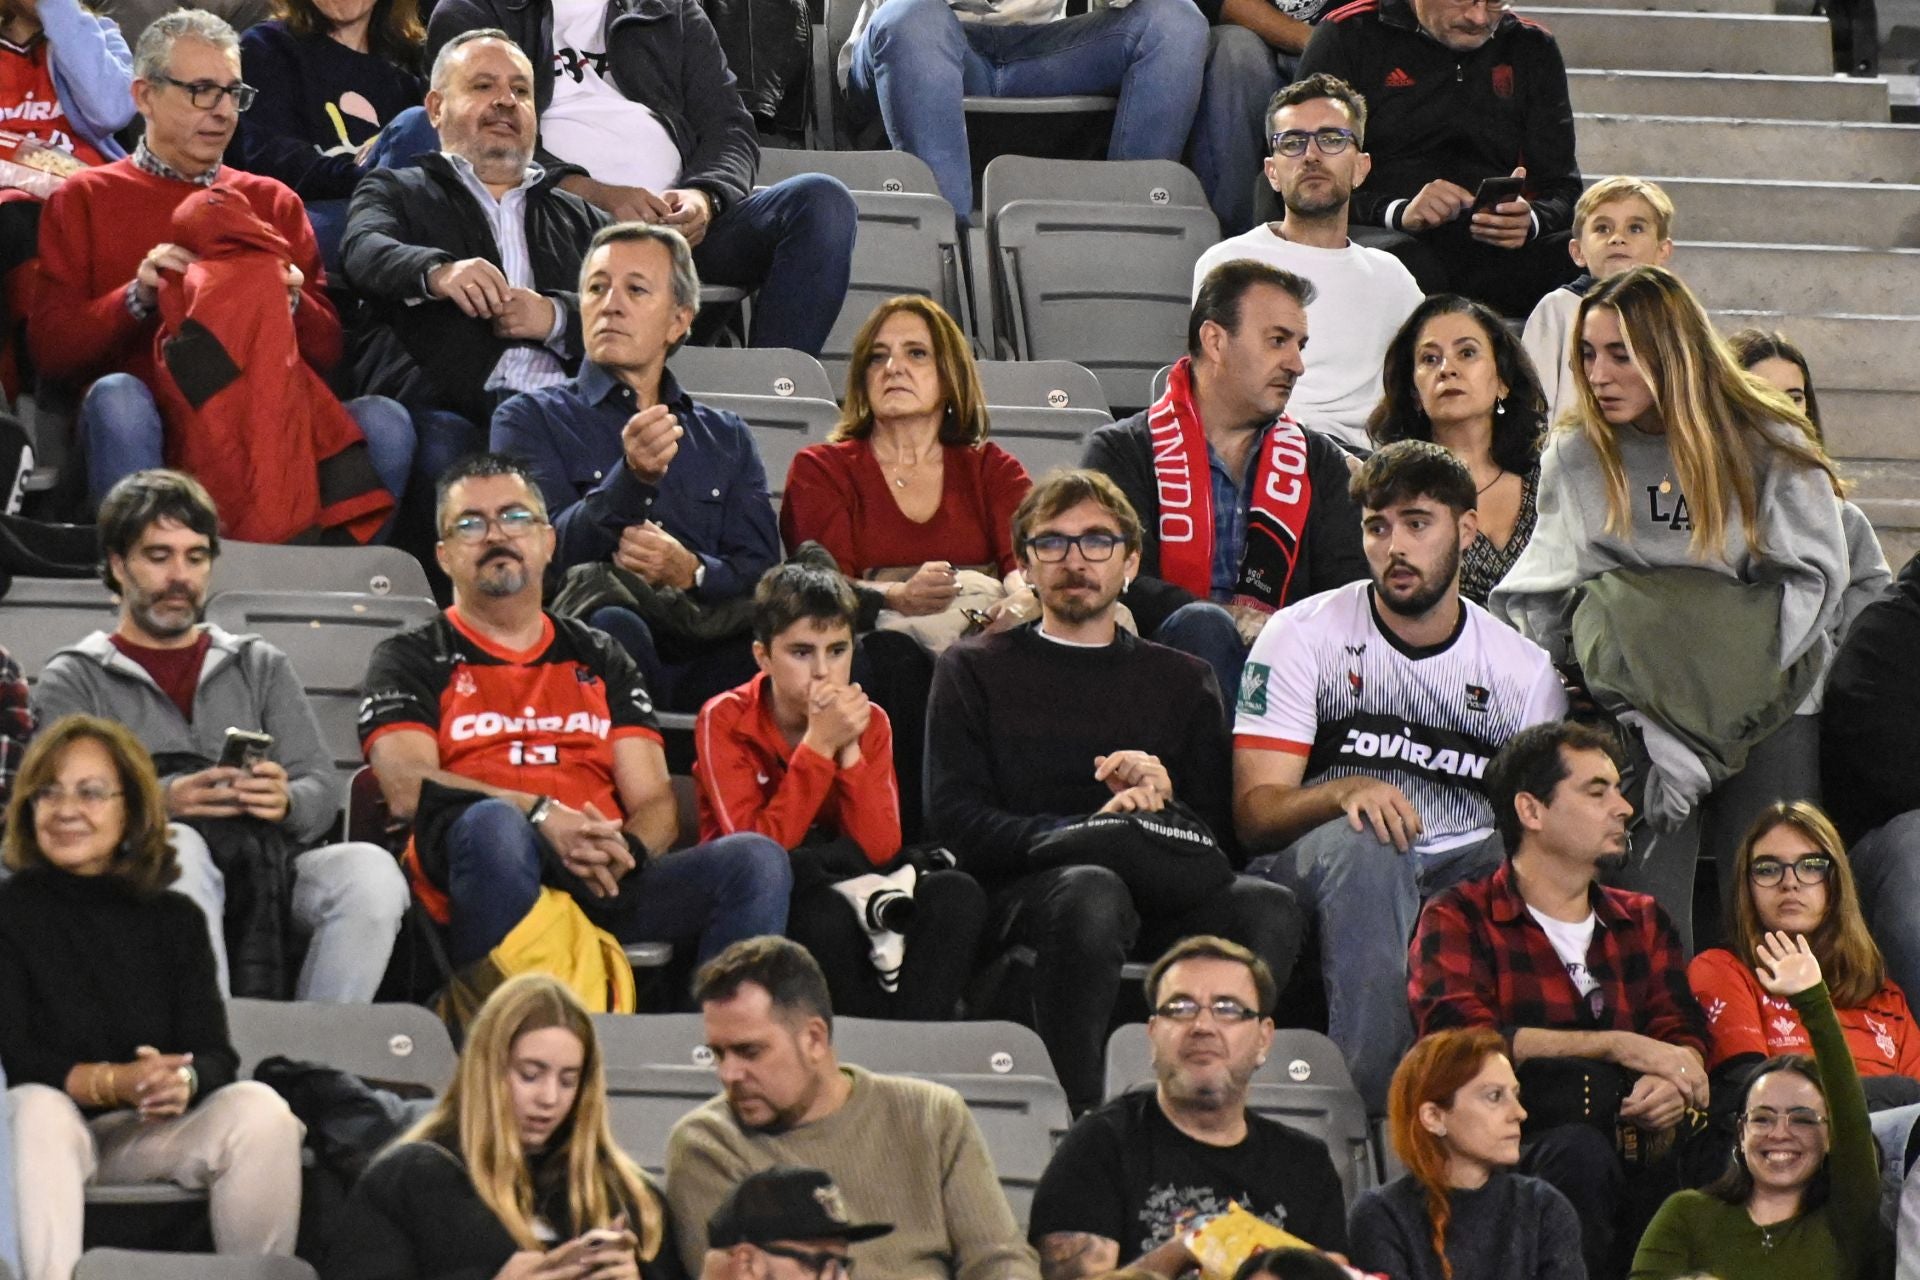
top-left (543, 0), bottom-right (682, 193)
top-left (1191, 227), bottom-right (1424, 451)
top-left (1527, 905), bottom-right (1600, 997)
top-left (1233, 579), bottom-right (1567, 855)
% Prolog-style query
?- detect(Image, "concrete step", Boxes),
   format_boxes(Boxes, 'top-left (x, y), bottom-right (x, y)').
top-left (1681, 241), bottom-right (1920, 317)
top-left (1709, 312), bottom-right (1920, 457)
top-left (1578, 113), bottom-right (1920, 183)
top-left (1839, 458), bottom-right (1920, 564)
top-left (1569, 69), bottom-right (1889, 120)
top-left (1532, 8), bottom-right (1832, 75)
top-left (1596, 176), bottom-right (1920, 248)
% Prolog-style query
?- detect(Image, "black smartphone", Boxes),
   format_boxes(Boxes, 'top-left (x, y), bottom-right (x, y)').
top-left (218, 728), bottom-right (274, 770)
top-left (1472, 175), bottom-right (1526, 212)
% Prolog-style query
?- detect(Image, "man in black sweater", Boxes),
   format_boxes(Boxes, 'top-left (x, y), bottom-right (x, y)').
top-left (1296, 0), bottom-right (1581, 315)
top-left (926, 469), bottom-right (1303, 1114)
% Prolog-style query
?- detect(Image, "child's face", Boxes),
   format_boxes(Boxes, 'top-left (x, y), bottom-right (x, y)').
top-left (754, 617), bottom-right (856, 712)
top-left (1571, 197), bottom-right (1672, 279)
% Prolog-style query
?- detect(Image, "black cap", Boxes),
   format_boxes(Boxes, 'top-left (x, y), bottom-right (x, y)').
top-left (707, 1168), bottom-right (894, 1248)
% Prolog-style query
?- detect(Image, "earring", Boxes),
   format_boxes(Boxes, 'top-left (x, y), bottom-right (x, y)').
top-left (1436, 1127), bottom-right (1447, 1138)
top-left (1495, 398), bottom-right (1506, 416)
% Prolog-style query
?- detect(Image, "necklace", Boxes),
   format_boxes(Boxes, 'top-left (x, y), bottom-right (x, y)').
top-left (1476, 468), bottom-right (1506, 496)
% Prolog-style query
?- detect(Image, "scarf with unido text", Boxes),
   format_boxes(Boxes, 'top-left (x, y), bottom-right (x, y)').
top-left (1148, 357), bottom-right (1314, 613)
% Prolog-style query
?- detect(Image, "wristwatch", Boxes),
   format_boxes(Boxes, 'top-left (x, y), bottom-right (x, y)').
top-left (526, 795), bottom-right (554, 827)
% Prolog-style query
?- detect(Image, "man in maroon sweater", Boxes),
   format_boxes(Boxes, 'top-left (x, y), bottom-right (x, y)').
top-left (30, 8), bottom-right (411, 516)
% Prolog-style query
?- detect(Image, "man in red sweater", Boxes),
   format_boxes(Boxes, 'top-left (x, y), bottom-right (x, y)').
top-left (30, 8), bottom-right (411, 517)
top-left (694, 561), bottom-right (985, 1020)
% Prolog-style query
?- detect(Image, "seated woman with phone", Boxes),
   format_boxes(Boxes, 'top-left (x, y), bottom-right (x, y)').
top-left (327, 974), bottom-right (683, 1280)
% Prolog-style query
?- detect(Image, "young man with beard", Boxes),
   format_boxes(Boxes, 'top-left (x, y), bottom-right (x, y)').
top-left (1190, 75), bottom-right (1423, 452)
top-left (1028, 936), bottom-right (1347, 1279)
top-left (1233, 440), bottom-right (1564, 1113)
top-left (924, 469), bottom-right (1302, 1115)
top-left (358, 453), bottom-right (790, 975)
top-left (33, 470), bottom-right (409, 1001)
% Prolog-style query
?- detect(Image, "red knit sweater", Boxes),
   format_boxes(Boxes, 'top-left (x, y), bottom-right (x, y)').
top-left (31, 158), bottom-right (340, 386)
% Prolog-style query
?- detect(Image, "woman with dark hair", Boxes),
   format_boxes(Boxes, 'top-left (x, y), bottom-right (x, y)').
top-left (328, 972), bottom-right (682, 1280)
top-left (1631, 933), bottom-right (1877, 1279)
top-left (229, 0), bottom-right (426, 264)
top-left (1367, 294), bottom-right (1549, 605)
top-left (1347, 1026), bottom-right (1584, 1280)
top-left (1725, 327), bottom-right (1889, 642)
top-left (0, 715), bottom-right (303, 1280)
top-left (1232, 1248), bottom-right (1357, 1280)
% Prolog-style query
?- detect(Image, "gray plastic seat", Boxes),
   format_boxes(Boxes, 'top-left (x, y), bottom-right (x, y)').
top-left (832, 1016), bottom-right (1060, 1082)
top-left (980, 155), bottom-right (1210, 219)
top-left (670, 347), bottom-right (836, 401)
top-left (75, 1250), bottom-right (317, 1280)
top-left (976, 359), bottom-right (1110, 414)
top-left (0, 577), bottom-right (119, 683)
top-left (1104, 1023), bottom-right (1375, 1207)
top-left (757, 147), bottom-right (942, 197)
top-left (985, 405), bottom-right (1111, 479)
top-left (211, 541), bottom-right (432, 602)
top-left (228, 997), bottom-right (456, 1092)
top-left (692, 394), bottom-right (841, 505)
top-left (991, 199), bottom-right (1219, 412)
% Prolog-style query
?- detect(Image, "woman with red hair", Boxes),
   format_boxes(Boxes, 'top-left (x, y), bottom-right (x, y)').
top-left (1347, 1027), bottom-right (1586, 1280)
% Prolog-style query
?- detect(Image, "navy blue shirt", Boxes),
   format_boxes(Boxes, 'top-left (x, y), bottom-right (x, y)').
top-left (490, 363), bottom-right (780, 601)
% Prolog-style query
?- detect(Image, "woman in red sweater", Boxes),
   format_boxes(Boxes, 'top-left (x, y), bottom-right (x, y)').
top-left (1690, 801), bottom-right (1920, 1103)
top-left (779, 295), bottom-right (1033, 645)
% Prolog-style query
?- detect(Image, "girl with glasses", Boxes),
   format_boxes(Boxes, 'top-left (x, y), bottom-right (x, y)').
top-left (1632, 932), bottom-right (1878, 1279)
top-left (329, 973), bottom-right (682, 1280)
top-left (0, 715), bottom-right (304, 1280)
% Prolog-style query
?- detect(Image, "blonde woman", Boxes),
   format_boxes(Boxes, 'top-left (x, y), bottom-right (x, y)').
top-left (1490, 265), bottom-right (1849, 947)
top-left (327, 974), bottom-right (680, 1280)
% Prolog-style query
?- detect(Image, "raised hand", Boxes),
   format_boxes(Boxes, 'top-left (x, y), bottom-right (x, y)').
top-left (1755, 929), bottom-right (1822, 998)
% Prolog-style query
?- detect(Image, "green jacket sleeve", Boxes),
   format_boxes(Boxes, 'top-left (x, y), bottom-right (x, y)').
top-left (1792, 981), bottom-right (1878, 1262)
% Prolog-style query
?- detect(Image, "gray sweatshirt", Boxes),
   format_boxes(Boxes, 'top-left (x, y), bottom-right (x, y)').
top-left (1490, 421), bottom-right (1849, 677)
top-left (32, 626), bottom-right (341, 845)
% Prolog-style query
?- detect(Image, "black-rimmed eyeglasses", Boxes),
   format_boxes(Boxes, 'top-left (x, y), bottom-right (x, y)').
top-left (760, 1245), bottom-right (854, 1280)
top-left (1749, 855), bottom-right (1833, 887)
top-left (1024, 532), bottom-right (1124, 563)
top-left (1269, 127), bottom-right (1358, 158)
top-left (154, 74), bottom-right (257, 112)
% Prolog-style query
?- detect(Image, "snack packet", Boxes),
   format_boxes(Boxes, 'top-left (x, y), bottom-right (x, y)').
top-left (0, 130), bottom-right (85, 199)
top-left (1184, 1202), bottom-right (1385, 1280)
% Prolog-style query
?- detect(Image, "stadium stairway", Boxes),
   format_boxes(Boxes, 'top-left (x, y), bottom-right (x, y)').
top-left (1540, 0), bottom-right (1920, 561)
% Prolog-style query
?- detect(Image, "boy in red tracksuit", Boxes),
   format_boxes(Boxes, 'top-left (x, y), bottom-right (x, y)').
top-left (695, 563), bottom-right (984, 1020)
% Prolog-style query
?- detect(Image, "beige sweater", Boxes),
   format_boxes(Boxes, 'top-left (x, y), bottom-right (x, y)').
top-left (666, 1065), bottom-right (1039, 1280)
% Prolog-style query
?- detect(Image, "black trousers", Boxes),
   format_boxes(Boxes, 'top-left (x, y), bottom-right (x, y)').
top-left (788, 868), bottom-right (988, 1020)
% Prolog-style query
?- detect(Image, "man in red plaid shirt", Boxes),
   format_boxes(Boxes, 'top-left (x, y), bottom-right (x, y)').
top-left (1410, 719), bottom-right (1708, 1278)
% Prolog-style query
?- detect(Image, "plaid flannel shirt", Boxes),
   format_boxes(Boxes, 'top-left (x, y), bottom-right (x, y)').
top-left (1410, 859), bottom-right (1707, 1055)
top-left (0, 649), bottom-right (31, 821)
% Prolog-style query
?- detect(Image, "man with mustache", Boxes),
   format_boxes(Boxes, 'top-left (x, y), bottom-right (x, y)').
top-left (1190, 74), bottom-right (1423, 453)
top-left (1295, 0), bottom-right (1580, 317)
top-left (1083, 259), bottom-right (1367, 722)
top-left (1411, 720), bottom-right (1708, 1278)
top-left (1233, 440), bottom-right (1564, 1113)
top-left (358, 452), bottom-right (790, 983)
top-left (924, 468), bottom-right (1303, 1115)
top-left (33, 469), bottom-right (409, 1002)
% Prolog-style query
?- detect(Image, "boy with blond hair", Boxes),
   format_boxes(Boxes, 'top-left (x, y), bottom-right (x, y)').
top-left (1522, 176), bottom-right (1675, 423)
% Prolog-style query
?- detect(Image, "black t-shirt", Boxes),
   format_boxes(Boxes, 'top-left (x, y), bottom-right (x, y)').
top-left (1027, 1091), bottom-right (1348, 1258)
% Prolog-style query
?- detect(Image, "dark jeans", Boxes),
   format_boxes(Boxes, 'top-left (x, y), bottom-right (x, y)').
top-left (789, 868), bottom-right (988, 1019)
top-left (693, 175), bottom-right (857, 355)
top-left (440, 798), bottom-right (791, 967)
top-left (1351, 222), bottom-right (1579, 319)
top-left (586, 606), bottom-right (760, 714)
top-left (851, 630), bottom-right (934, 844)
top-left (1520, 1123), bottom-right (1624, 1280)
top-left (987, 866), bottom-right (1304, 1113)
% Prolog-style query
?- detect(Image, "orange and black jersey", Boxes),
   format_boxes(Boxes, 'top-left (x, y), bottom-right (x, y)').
top-left (358, 608), bottom-right (661, 824)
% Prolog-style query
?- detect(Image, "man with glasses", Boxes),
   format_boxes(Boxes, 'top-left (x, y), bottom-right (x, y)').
top-left (358, 451), bottom-right (791, 979)
top-left (31, 8), bottom-right (413, 521)
top-left (1191, 75), bottom-right (1423, 452)
top-left (33, 469), bottom-right (409, 1002)
top-left (1295, 0), bottom-right (1580, 316)
top-left (1234, 441), bottom-right (1564, 1115)
top-left (708, 1167), bottom-right (893, 1280)
top-left (1410, 719), bottom-right (1708, 1278)
top-left (925, 468), bottom-right (1302, 1114)
top-left (1029, 935), bottom-right (1347, 1280)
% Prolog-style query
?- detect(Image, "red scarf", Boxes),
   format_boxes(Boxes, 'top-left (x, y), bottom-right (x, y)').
top-left (1149, 356), bottom-right (1314, 613)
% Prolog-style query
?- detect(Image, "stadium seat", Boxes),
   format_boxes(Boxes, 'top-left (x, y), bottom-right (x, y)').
top-left (690, 394), bottom-right (841, 506)
top-left (832, 1016), bottom-right (1060, 1083)
top-left (990, 200), bottom-right (1218, 412)
top-left (200, 591), bottom-right (441, 785)
top-left (591, 1013), bottom-right (716, 1174)
top-left (1103, 1023), bottom-right (1375, 1207)
top-left (977, 359), bottom-right (1111, 414)
top-left (757, 147), bottom-right (942, 197)
top-left (983, 405), bottom-right (1111, 479)
top-left (75, 1250), bottom-right (317, 1280)
top-left (671, 347), bottom-right (837, 402)
top-left (211, 542), bottom-right (432, 602)
top-left (228, 997), bottom-right (457, 1093)
top-left (1149, 363), bottom-right (1174, 405)
top-left (979, 155), bottom-right (1210, 218)
top-left (0, 576), bottom-right (119, 683)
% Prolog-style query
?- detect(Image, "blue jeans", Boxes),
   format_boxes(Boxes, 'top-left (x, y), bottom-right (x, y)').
top-left (847, 0), bottom-right (1208, 219)
top-left (1188, 25), bottom-right (1296, 236)
top-left (1250, 822), bottom-right (1504, 1113)
top-left (412, 408), bottom-right (488, 490)
top-left (80, 374), bottom-right (415, 529)
top-left (1153, 600), bottom-right (1246, 728)
top-left (588, 605), bottom-right (760, 714)
top-left (694, 175), bottom-right (857, 355)
top-left (441, 799), bottom-right (792, 968)
top-left (170, 823), bottom-right (411, 1002)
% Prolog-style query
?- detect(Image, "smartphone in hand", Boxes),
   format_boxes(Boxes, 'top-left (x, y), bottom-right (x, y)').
top-left (1472, 175), bottom-right (1526, 212)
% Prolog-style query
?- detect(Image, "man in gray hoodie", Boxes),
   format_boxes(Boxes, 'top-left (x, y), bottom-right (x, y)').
top-left (32, 469), bottom-right (409, 1002)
